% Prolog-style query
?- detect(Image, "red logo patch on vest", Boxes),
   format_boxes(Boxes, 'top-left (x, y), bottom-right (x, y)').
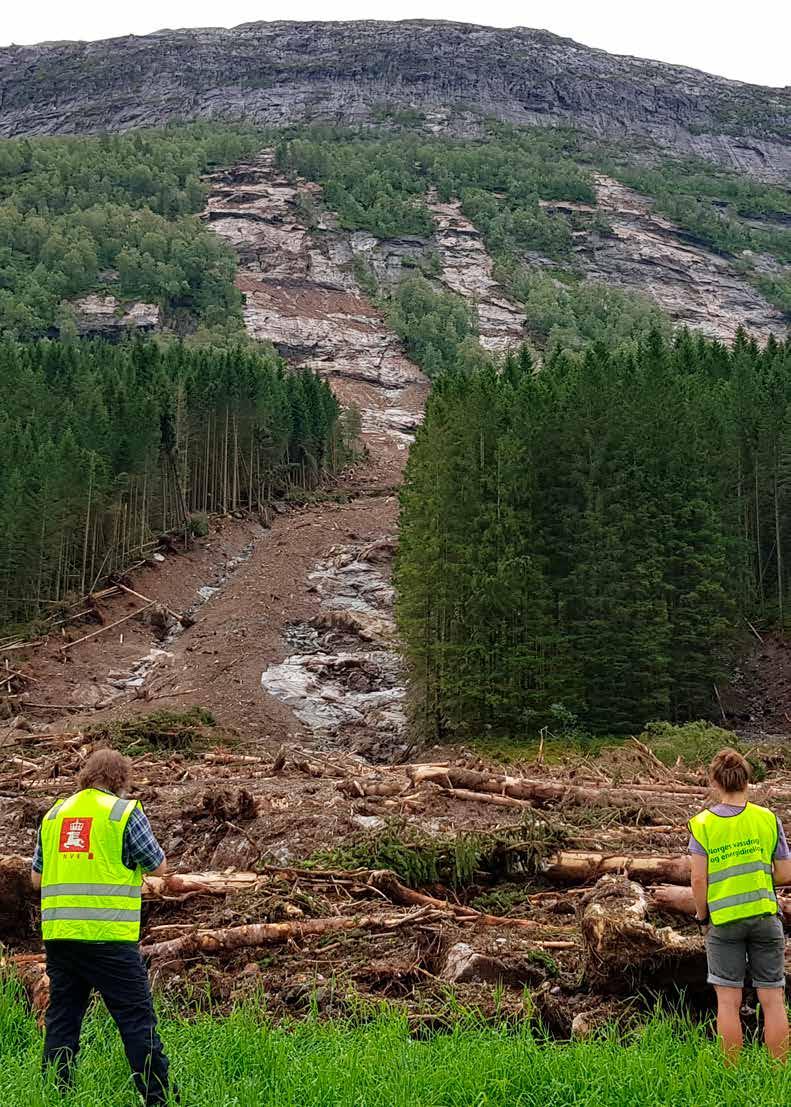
top-left (58, 817), bottom-right (93, 853)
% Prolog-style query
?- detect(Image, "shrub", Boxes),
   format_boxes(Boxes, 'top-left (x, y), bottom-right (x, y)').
top-left (639, 720), bottom-right (736, 767)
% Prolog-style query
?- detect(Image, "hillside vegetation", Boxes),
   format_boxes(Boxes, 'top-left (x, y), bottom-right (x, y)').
top-left (277, 126), bottom-right (786, 350)
top-left (0, 125), bottom-right (261, 338)
top-left (1, 120), bottom-right (789, 703)
top-left (599, 148), bottom-right (791, 315)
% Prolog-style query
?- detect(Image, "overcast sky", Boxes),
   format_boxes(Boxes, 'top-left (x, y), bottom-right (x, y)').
top-left (3, 1), bottom-right (789, 88)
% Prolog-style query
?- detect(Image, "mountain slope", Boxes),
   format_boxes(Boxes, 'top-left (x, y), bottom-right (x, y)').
top-left (1, 20), bottom-right (790, 178)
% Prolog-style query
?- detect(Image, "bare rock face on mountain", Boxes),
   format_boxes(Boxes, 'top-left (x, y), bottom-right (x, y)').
top-left (540, 178), bottom-right (789, 343)
top-left (66, 294), bottom-right (161, 339)
top-left (1, 21), bottom-right (789, 179)
top-left (427, 196), bottom-right (526, 352)
top-left (205, 155), bottom-right (427, 395)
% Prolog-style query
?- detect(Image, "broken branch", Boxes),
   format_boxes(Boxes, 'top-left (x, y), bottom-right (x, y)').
top-left (60, 603), bottom-right (155, 652)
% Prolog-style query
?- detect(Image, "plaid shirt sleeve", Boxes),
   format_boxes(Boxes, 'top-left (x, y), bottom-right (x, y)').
top-left (122, 806), bottom-right (166, 873)
top-left (32, 827), bottom-right (43, 873)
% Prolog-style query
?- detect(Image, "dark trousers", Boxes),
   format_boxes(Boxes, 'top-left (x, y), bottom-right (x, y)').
top-left (43, 940), bottom-right (171, 1105)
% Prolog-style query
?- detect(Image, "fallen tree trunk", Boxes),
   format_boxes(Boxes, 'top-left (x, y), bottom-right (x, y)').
top-left (409, 765), bottom-right (791, 809)
top-left (651, 883), bottom-right (791, 923)
top-left (543, 851), bottom-right (691, 885)
top-left (144, 857), bottom-right (693, 900)
top-left (408, 765), bottom-right (704, 812)
top-left (442, 787), bottom-right (534, 809)
top-left (0, 853), bottom-right (693, 919)
top-left (580, 875), bottom-right (704, 994)
top-left (142, 906), bottom-right (440, 962)
top-left (337, 779), bottom-right (405, 799)
top-left (1, 954), bottom-right (49, 1020)
top-left (143, 872), bottom-right (264, 899)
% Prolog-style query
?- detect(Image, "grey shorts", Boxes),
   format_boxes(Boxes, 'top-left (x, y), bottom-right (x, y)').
top-left (706, 912), bottom-right (786, 990)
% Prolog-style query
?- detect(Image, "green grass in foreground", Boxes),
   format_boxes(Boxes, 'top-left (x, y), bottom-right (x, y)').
top-left (2, 981), bottom-right (791, 1106)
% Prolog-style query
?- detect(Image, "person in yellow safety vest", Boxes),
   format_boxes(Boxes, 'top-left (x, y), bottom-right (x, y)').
top-left (689, 747), bottom-right (791, 1063)
top-left (31, 748), bottom-right (174, 1104)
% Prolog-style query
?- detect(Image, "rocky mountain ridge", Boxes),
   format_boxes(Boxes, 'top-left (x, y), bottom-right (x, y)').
top-left (1, 20), bottom-right (790, 178)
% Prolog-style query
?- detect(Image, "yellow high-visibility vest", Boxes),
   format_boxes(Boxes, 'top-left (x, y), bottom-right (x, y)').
top-left (40, 788), bottom-right (143, 941)
top-left (689, 802), bottom-right (778, 925)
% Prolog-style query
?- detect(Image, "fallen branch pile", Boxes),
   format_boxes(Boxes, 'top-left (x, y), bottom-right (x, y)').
top-left (143, 906), bottom-right (442, 961)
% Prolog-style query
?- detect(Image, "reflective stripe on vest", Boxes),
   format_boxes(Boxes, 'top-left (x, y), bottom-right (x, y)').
top-left (40, 789), bottom-right (143, 942)
top-left (109, 796), bottom-right (129, 822)
top-left (707, 888), bottom-right (777, 915)
top-left (42, 907), bottom-right (141, 923)
top-left (689, 802), bottom-right (778, 926)
top-left (707, 861), bottom-right (773, 886)
top-left (41, 883), bottom-right (143, 899)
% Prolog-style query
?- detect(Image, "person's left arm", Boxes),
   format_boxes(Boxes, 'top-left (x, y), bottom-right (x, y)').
top-left (690, 853), bottom-right (709, 921)
top-left (30, 826), bottom-right (43, 891)
top-left (772, 816), bottom-right (791, 885)
top-left (123, 805), bottom-right (167, 875)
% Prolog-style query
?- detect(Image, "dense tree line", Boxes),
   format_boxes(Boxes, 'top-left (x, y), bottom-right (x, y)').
top-left (397, 330), bottom-right (791, 738)
top-left (0, 125), bottom-right (263, 338)
top-left (0, 339), bottom-right (345, 633)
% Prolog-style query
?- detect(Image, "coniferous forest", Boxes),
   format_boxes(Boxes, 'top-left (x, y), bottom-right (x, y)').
top-left (396, 331), bottom-right (791, 737)
top-left (0, 339), bottom-right (343, 634)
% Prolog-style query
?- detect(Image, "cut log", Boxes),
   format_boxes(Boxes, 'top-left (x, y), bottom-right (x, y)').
top-left (142, 906), bottom-right (440, 962)
top-left (580, 874), bottom-right (704, 994)
top-left (408, 765), bottom-right (703, 812)
top-left (337, 779), bottom-right (404, 799)
top-left (542, 851), bottom-right (691, 885)
top-left (651, 883), bottom-right (791, 924)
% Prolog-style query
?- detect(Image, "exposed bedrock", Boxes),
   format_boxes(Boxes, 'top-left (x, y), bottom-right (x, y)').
top-left (206, 156), bottom-right (429, 407)
top-left (542, 176), bottom-right (788, 343)
top-left (261, 542), bottom-right (407, 759)
top-left (426, 196), bottom-right (527, 352)
top-left (62, 293), bottom-right (161, 340)
top-left (2, 22), bottom-right (789, 179)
